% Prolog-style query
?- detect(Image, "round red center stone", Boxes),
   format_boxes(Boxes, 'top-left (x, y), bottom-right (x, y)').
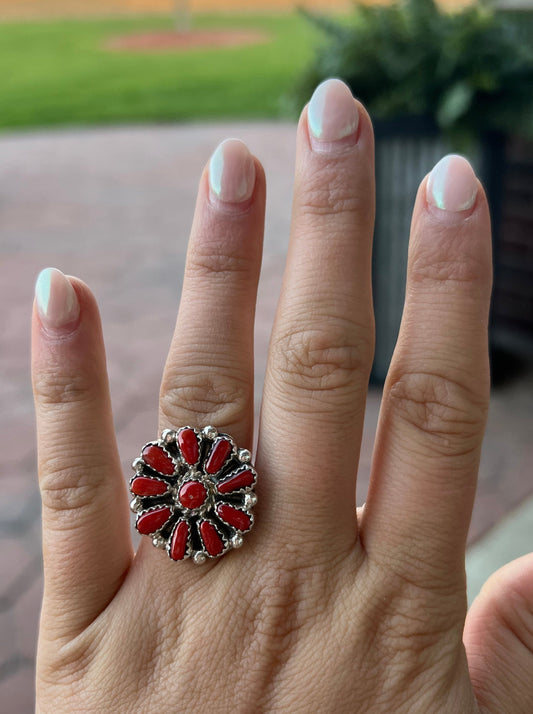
top-left (178, 480), bottom-right (207, 510)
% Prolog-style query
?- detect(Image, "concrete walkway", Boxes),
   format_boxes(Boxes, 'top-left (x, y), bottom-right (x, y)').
top-left (1, 122), bottom-right (532, 713)
top-left (467, 495), bottom-right (533, 604)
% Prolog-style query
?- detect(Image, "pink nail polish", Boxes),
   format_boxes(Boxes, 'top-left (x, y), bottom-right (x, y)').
top-left (35, 267), bottom-right (80, 331)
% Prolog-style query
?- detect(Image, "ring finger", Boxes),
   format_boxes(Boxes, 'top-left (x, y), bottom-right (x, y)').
top-left (138, 138), bottom-right (265, 569)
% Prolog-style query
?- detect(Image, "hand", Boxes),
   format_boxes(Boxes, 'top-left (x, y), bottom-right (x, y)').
top-left (32, 78), bottom-right (533, 713)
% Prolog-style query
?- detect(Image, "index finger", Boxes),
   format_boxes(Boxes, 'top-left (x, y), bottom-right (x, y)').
top-left (32, 270), bottom-right (132, 642)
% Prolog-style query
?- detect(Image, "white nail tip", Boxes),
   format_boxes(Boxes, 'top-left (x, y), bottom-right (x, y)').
top-left (208, 138), bottom-right (255, 203)
top-left (427, 154), bottom-right (478, 213)
top-left (308, 78), bottom-right (359, 144)
top-left (35, 267), bottom-right (79, 329)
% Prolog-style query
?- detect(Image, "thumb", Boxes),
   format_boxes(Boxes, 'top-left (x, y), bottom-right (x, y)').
top-left (464, 554), bottom-right (533, 713)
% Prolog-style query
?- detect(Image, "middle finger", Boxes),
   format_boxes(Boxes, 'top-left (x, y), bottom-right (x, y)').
top-left (259, 79), bottom-right (376, 556)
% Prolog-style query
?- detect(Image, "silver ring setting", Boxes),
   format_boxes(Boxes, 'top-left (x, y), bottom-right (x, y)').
top-left (129, 426), bottom-right (257, 562)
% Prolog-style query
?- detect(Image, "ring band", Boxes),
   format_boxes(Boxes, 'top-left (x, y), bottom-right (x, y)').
top-left (129, 426), bottom-right (257, 563)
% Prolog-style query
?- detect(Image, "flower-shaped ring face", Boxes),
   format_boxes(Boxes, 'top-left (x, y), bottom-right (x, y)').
top-left (129, 426), bottom-right (257, 563)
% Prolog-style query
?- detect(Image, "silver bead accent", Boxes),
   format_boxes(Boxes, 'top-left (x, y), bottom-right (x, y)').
top-left (202, 425), bottom-right (218, 440)
top-left (238, 448), bottom-right (251, 463)
top-left (244, 493), bottom-right (257, 508)
top-left (162, 429), bottom-right (176, 444)
top-left (152, 535), bottom-right (166, 549)
top-left (131, 457), bottom-right (143, 472)
top-left (129, 497), bottom-right (142, 513)
top-left (193, 551), bottom-right (207, 565)
top-left (231, 534), bottom-right (243, 549)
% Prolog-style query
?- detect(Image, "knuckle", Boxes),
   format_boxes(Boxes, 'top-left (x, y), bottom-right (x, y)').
top-left (364, 560), bottom-right (464, 665)
top-left (386, 369), bottom-right (488, 457)
top-left (33, 369), bottom-right (95, 408)
top-left (372, 549), bottom-right (464, 606)
top-left (39, 460), bottom-right (100, 517)
top-left (409, 232), bottom-right (489, 288)
top-left (245, 565), bottom-right (330, 666)
top-left (159, 370), bottom-right (250, 428)
top-left (300, 176), bottom-right (365, 220)
top-left (270, 321), bottom-right (372, 397)
top-left (251, 572), bottom-right (301, 644)
top-left (38, 631), bottom-right (96, 688)
top-left (187, 245), bottom-right (250, 281)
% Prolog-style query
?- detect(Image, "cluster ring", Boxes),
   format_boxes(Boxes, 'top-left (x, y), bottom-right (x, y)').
top-left (129, 426), bottom-right (257, 563)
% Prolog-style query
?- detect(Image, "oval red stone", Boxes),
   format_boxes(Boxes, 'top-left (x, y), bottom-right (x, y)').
top-left (216, 504), bottom-right (252, 531)
top-left (142, 444), bottom-right (175, 476)
top-left (177, 428), bottom-right (199, 465)
top-left (205, 439), bottom-right (232, 474)
top-left (199, 521), bottom-right (224, 556)
top-left (169, 521), bottom-right (189, 560)
top-left (217, 469), bottom-right (255, 494)
top-left (136, 507), bottom-right (172, 535)
top-left (131, 476), bottom-right (168, 496)
top-left (178, 480), bottom-right (207, 510)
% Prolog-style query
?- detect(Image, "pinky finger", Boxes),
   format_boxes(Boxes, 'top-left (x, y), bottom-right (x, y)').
top-left (32, 268), bottom-right (133, 642)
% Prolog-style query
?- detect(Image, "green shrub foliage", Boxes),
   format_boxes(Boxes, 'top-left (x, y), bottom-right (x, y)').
top-left (292, 0), bottom-right (533, 143)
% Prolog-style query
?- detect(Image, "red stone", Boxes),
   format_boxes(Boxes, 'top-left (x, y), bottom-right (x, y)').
top-left (178, 428), bottom-right (199, 465)
top-left (216, 504), bottom-right (251, 531)
top-left (142, 444), bottom-right (175, 475)
top-left (178, 480), bottom-right (207, 510)
top-left (199, 521), bottom-right (224, 556)
top-left (205, 438), bottom-right (232, 474)
top-left (217, 469), bottom-right (255, 494)
top-left (131, 476), bottom-right (168, 496)
top-left (137, 507), bottom-right (172, 535)
top-left (170, 521), bottom-right (189, 560)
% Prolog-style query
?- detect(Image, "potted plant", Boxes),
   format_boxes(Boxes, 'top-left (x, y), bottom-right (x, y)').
top-left (289, 0), bottom-right (533, 381)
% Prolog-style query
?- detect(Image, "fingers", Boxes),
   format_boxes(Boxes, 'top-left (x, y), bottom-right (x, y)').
top-left (136, 140), bottom-right (264, 577)
top-left (32, 269), bottom-right (132, 641)
top-left (259, 79), bottom-right (375, 554)
top-left (465, 554), bottom-right (533, 713)
top-left (362, 156), bottom-right (492, 585)
top-left (159, 138), bottom-right (265, 449)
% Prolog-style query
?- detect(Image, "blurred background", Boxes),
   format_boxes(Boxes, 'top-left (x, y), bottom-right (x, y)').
top-left (1, 1), bottom-right (532, 711)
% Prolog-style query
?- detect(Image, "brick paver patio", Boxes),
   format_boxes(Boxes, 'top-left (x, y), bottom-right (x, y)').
top-left (1, 122), bottom-right (532, 713)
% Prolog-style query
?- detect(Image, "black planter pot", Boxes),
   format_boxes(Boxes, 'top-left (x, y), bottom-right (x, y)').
top-left (489, 134), bottom-right (533, 371)
top-left (370, 115), bottom-right (505, 383)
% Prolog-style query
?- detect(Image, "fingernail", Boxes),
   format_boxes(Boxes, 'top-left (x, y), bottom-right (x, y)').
top-left (208, 138), bottom-right (256, 204)
top-left (35, 267), bottom-right (80, 331)
top-left (426, 154), bottom-right (478, 212)
top-left (307, 78), bottom-right (359, 151)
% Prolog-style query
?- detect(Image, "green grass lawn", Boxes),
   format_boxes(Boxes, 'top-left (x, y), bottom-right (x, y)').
top-left (0, 13), bottom-right (324, 130)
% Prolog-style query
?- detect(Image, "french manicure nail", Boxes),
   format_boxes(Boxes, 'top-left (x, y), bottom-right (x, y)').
top-left (426, 154), bottom-right (478, 212)
top-left (35, 267), bottom-right (80, 331)
top-left (307, 78), bottom-right (359, 150)
top-left (209, 138), bottom-right (256, 203)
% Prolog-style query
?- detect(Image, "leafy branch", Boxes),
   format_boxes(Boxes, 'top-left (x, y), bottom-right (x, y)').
top-left (291, 0), bottom-right (533, 144)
